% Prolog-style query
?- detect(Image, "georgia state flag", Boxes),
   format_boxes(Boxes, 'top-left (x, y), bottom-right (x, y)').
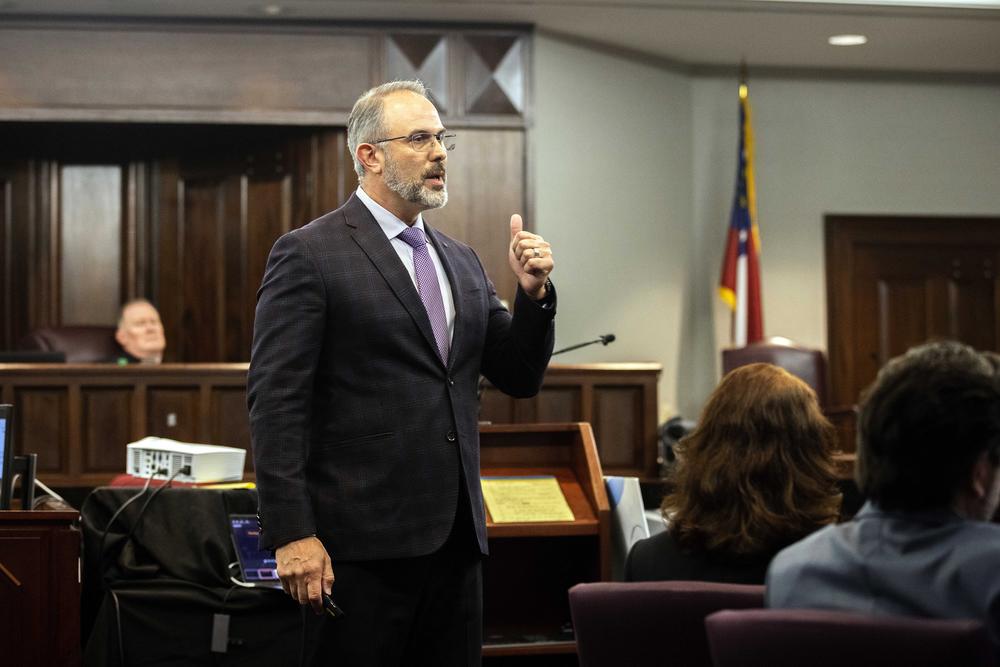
top-left (719, 81), bottom-right (763, 346)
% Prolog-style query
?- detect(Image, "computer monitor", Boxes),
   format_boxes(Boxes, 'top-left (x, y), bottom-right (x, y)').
top-left (0, 404), bottom-right (14, 510)
top-left (0, 351), bottom-right (66, 363)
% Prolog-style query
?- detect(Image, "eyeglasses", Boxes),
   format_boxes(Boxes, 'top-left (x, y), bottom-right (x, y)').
top-left (371, 130), bottom-right (456, 153)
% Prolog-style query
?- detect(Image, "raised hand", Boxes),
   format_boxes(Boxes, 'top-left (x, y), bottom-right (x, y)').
top-left (508, 214), bottom-right (553, 300)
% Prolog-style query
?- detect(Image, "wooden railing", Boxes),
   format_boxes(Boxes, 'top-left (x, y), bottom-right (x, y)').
top-left (0, 362), bottom-right (661, 487)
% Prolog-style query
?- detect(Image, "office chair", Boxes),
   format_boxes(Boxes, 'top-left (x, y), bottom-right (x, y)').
top-left (20, 325), bottom-right (119, 363)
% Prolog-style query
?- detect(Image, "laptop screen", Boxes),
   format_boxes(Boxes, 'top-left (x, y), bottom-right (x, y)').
top-left (0, 413), bottom-right (7, 482)
top-left (229, 514), bottom-right (280, 585)
top-left (0, 405), bottom-right (13, 510)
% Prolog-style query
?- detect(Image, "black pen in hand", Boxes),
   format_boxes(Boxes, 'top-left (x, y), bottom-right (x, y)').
top-left (323, 593), bottom-right (346, 619)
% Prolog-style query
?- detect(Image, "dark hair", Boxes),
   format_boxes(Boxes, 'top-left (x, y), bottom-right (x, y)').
top-left (856, 340), bottom-right (1000, 511)
top-left (663, 363), bottom-right (841, 557)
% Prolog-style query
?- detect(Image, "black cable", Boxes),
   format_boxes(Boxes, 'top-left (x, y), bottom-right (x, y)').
top-left (120, 465), bottom-right (188, 550)
top-left (98, 468), bottom-right (164, 575)
top-left (110, 589), bottom-right (125, 667)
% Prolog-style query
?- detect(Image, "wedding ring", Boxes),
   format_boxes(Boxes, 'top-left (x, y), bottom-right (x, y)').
top-left (533, 248), bottom-right (541, 258)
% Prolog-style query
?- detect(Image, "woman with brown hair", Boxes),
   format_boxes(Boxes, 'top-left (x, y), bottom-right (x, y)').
top-left (625, 363), bottom-right (842, 584)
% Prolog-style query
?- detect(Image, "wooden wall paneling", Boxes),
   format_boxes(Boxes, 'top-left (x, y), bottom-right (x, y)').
top-left (36, 160), bottom-right (59, 328)
top-left (146, 387), bottom-right (199, 442)
top-left (123, 161), bottom-right (152, 301)
top-left (223, 171), bottom-right (247, 362)
top-left (592, 386), bottom-right (642, 471)
top-left (0, 25), bottom-right (376, 124)
top-left (0, 161), bottom-right (17, 348)
top-left (241, 147), bottom-right (297, 360)
top-left (66, 383), bottom-right (82, 481)
top-left (156, 159), bottom-right (183, 362)
top-left (479, 388), bottom-right (515, 424)
top-left (210, 387), bottom-right (253, 470)
top-left (131, 380), bottom-right (148, 445)
top-left (180, 172), bottom-right (232, 361)
top-left (81, 387), bottom-right (133, 474)
top-left (314, 130), bottom-right (355, 219)
top-left (13, 387), bottom-right (68, 474)
top-left (535, 386), bottom-right (581, 423)
top-left (157, 129), bottom-right (324, 362)
top-left (480, 364), bottom-right (661, 479)
top-left (58, 164), bottom-right (123, 325)
top-left (425, 129), bottom-right (524, 308)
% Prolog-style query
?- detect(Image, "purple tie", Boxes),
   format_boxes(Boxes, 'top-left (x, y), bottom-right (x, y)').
top-left (399, 226), bottom-right (450, 364)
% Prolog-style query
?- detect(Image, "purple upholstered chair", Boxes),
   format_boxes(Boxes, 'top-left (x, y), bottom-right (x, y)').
top-left (706, 608), bottom-right (995, 667)
top-left (568, 581), bottom-right (765, 667)
top-left (722, 337), bottom-right (829, 408)
top-left (20, 325), bottom-right (119, 362)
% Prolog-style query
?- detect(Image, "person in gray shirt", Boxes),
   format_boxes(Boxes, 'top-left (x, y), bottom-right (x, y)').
top-left (766, 340), bottom-right (1000, 650)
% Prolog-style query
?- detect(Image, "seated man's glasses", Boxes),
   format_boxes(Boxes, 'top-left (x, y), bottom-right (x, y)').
top-left (372, 130), bottom-right (456, 153)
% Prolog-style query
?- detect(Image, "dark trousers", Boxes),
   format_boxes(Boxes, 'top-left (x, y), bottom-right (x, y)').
top-left (302, 501), bottom-right (483, 667)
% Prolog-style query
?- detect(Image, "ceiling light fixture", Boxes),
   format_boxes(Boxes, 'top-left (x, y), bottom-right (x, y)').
top-left (261, 4), bottom-right (284, 16)
top-left (828, 34), bottom-right (869, 46)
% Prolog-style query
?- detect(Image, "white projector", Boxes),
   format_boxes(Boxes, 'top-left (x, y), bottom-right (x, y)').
top-left (126, 437), bottom-right (246, 484)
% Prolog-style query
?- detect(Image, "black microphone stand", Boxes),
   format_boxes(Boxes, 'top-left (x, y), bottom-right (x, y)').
top-left (552, 333), bottom-right (616, 356)
top-left (477, 334), bottom-right (616, 409)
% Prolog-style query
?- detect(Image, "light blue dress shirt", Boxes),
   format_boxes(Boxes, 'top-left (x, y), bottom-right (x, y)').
top-left (767, 500), bottom-right (1000, 654)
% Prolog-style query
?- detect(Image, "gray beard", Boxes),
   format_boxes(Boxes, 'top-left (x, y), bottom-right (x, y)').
top-left (384, 155), bottom-right (448, 210)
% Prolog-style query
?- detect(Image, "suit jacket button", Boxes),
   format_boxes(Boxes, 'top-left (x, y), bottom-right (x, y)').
top-left (447, 431), bottom-right (457, 442)
top-left (448, 377), bottom-right (455, 386)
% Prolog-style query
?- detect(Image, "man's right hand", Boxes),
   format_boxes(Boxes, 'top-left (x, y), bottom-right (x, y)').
top-left (275, 536), bottom-right (335, 615)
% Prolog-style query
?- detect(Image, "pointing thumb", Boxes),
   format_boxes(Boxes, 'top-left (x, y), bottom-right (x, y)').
top-left (510, 214), bottom-right (523, 240)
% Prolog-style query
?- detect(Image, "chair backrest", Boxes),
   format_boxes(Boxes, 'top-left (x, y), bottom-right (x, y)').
top-left (20, 325), bottom-right (119, 363)
top-left (722, 338), bottom-right (828, 408)
top-left (568, 580), bottom-right (765, 667)
top-left (706, 608), bottom-right (995, 667)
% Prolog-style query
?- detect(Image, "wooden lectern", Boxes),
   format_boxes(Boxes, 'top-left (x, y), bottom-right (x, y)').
top-left (479, 423), bottom-right (610, 660)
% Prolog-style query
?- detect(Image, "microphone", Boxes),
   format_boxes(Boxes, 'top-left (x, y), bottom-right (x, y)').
top-left (552, 333), bottom-right (616, 356)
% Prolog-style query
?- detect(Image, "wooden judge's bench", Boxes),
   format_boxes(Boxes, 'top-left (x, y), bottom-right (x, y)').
top-left (0, 360), bottom-right (646, 665)
top-left (0, 362), bottom-right (662, 488)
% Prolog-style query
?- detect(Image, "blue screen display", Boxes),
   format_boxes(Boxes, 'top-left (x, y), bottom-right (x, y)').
top-left (0, 417), bottom-right (6, 483)
top-left (230, 516), bottom-right (279, 582)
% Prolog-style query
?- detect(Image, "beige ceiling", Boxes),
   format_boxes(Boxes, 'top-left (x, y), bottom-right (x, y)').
top-left (3, 0), bottom-right (1000, 75)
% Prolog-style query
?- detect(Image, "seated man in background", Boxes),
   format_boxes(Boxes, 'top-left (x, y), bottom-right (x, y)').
top-left (113, 299), bottom-right (166, 364)
top-left (626, 363), bottom-right (841, 584)
top-left (767, 341), bottom-right (1000, 648)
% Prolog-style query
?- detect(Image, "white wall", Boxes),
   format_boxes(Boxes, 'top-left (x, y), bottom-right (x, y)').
top-left (692, 76), bottom-right (1000, 414)
top-left (534, 34), bottom-right (693, 420)
top-left (535, 32), bottom-right (1000, 420)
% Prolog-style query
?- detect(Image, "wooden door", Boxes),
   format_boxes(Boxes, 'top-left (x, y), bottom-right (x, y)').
top-left (826, 216), bottom-right (1000, 408)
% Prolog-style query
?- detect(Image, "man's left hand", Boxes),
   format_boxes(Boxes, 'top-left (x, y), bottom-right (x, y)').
top-left (508, 214), bottom-right (553, 301)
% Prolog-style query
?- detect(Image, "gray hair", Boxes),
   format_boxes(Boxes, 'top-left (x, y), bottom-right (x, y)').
top-left (347, 80), bottom-right (429, 180)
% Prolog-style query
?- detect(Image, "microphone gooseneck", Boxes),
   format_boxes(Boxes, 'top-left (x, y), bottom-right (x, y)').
top-left (552, 333), bottom-right (617, 356)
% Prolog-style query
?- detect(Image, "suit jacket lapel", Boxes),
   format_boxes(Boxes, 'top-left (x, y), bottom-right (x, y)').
top-left (343, 194), bottom-right (443, 366)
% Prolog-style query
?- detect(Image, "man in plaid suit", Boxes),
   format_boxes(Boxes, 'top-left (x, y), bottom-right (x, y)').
top-left (247, 80), bottom-right (556, 666)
